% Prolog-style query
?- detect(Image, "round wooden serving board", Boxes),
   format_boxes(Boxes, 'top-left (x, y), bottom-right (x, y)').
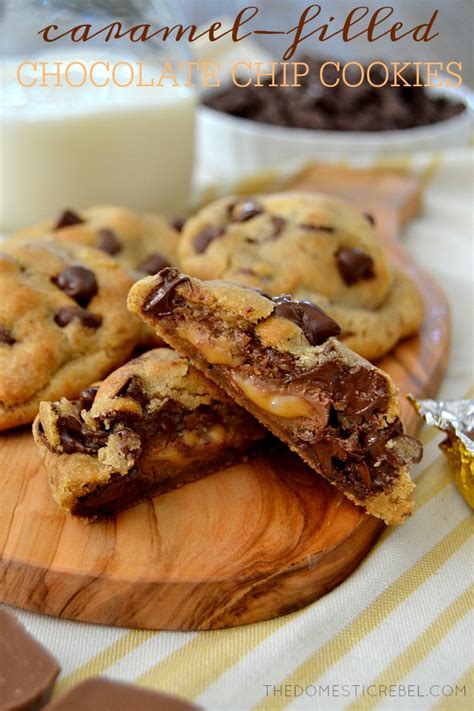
top-left (0, 165), bottom-right (450, 630)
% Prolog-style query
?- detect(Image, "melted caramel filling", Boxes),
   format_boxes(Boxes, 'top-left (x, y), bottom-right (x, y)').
top-left (232, 373), bottom-right (314, 419)
top-left (182, 326), bottom-right (243, 366)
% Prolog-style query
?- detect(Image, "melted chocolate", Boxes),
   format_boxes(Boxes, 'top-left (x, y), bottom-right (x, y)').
top-left (299, 419), bottom-right (422, 495)
top-left (227, 334), bottom-right (414, 495)
top-left (71, 433), bottom-right (268, 520)
top-left (59, 401), bottom-right (263, 517)
top-left (233, 337), bottom-right (418, 494)
top-left (58, 414), bottom-right (108, 455)
top-left (135, 274), bottom-right (419, 500)
top-left (142, 267), bottom-right (191, 316)
top-left (73, 468), bottom-right (144, 515)
top-left (273, 295), bottom-right (341, 346)
top-left (286, 355), bottom-right (389, 416)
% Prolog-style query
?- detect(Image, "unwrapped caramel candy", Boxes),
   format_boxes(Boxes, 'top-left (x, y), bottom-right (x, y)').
top-left (409, 397), bottom-right (474, 509)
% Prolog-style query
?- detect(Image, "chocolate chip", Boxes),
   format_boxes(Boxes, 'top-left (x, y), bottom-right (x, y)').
top-left (357, 461), bottom-right (372, 488)
top-left (273, 295), bottom-right (341, 346)
top-left (299, 223), bottom-right (335, 233)
top-left (231, 201), bottom-right (263, 223)
top-left (193, 226), bottom-right (225, 254)
top-left (115, 428), bottom-right (141, 458)
top-left (336, 248), bottom-right (375, 285)
top-left (53, 266), bottom-right (98, 306)
top-left (58, 414), bottom-right (108, 454)
top-left (171, 217), bottom-right (186, 232)
top-left (78, 385), bottom-right (99, 411)
top-left (271, 215), bottom-right (286, 238)
top-left (97, 228), bottom-right (122, 255)
top-left (54, 307), bottom-right (102, 328)
top-left (137, 252), bottom-right (170, 275)
top-left (363, 213), bottom-right (376, 226)
top-left (54, 209), bottom-right (83, 230)
top-left (289, 358), bottom-right (390, 422)
top-left (142, 267), bottom-right (191, 316)
top-left (0, 327), bottom-right (15, 345)
top-left (117, 375), bottom-right (147, 405)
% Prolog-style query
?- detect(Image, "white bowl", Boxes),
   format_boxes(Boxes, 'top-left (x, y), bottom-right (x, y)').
top-left (197, 85), bottom-right (474, 181)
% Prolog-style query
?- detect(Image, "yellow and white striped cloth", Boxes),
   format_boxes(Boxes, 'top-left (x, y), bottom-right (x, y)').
top-left (4, 150), bottom-right (473, 711)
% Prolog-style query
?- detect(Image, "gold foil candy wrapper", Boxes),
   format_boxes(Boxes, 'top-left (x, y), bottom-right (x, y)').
top-left (409, 397), bottom-right (474, 509)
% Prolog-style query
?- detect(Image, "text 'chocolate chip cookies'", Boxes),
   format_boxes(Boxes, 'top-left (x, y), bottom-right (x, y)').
top-left (177, 192), bottom-right (423, 361)
top-left (0, 240), bottom-right (140, 429)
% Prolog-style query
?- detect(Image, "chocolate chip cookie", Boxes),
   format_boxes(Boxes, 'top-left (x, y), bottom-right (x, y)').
top-left (128, 269), bottom-right (422, 524)
top-left (0, 240), bottom-right (140, 430)
top-left (177, 192), bottom-right (423, 360)
top-left (34, 348), bottom-right (266, 519)
top-left (15, 205), bottom-right (182, 279)
top-left (178, 192), bottom-right (391, 308)
top-left (15, 205), bottom-right (183, 347)
top-left (294, 270), bottom-right (424, 362)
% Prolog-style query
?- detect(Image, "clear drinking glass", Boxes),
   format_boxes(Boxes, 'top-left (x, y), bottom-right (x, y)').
top-left (0, 0), bottom-right (196, 231)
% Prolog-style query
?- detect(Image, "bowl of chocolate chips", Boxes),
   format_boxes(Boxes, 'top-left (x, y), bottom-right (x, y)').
top-left (198, 57), bottom-right (473, 180)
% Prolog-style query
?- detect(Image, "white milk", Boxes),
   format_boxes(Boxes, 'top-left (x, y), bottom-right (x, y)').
top-left (0, 54), bottom-right (196, 232)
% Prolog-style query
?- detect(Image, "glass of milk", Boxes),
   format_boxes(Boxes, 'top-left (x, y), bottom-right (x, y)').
top-left (0, 2), bottom-right (196, 232)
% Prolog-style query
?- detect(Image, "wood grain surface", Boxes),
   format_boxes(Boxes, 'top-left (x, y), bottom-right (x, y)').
top-left (0, 165), bottom-right (450, 630)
